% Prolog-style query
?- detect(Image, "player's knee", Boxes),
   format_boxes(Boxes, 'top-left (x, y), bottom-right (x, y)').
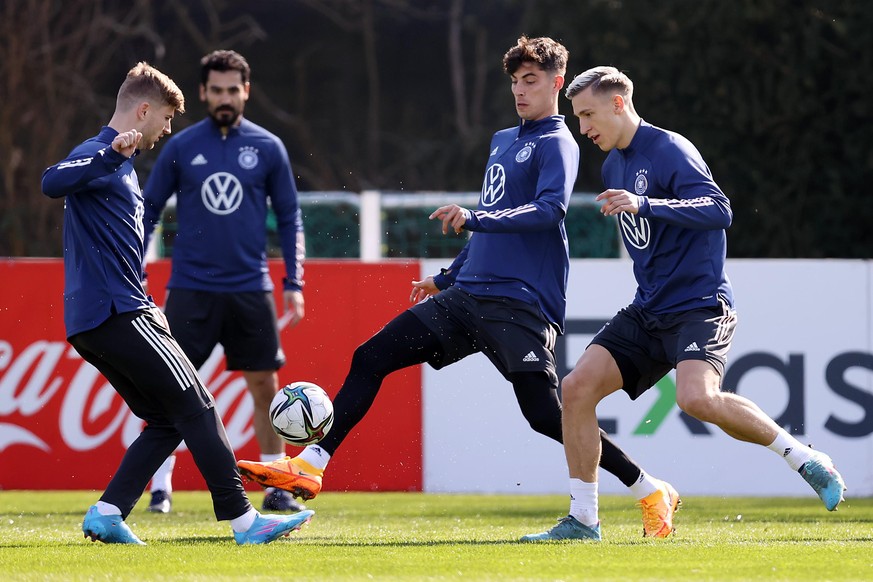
top-left (246, 376), bottom-right (279, 409)
top-left (508, 371), bottom-right (563, 442)
top-left (519, 399), bottom-right (562, 441)
top-left (560, 370), bottom-right (601, 409)
top-left (349, 340), bottom-right (386, 376)
top-left (676, 389), bottom-right (716, 421)
top-left (526, 413), bottom-right (561, 440)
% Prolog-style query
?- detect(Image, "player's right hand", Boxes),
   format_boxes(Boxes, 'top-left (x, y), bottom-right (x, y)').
top-left (112, 129), bottom-right (142, 157)
top-left (410, 276), bottom-right (439, 303)
top-left (596, 188), bottom-right (642, 216)
top-left (429, 204), bottom-right (470, 235)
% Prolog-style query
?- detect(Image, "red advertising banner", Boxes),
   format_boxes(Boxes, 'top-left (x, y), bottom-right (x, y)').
top-left (0, 258), bottom-right (423, 492)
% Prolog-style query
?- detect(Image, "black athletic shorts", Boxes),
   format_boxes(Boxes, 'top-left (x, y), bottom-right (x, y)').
top-left (164, 288), bottom-right (285, 371)
top-left (409, 286), bottom-right (559, 387)
top-left (592, 296), bottom-right (737, 400)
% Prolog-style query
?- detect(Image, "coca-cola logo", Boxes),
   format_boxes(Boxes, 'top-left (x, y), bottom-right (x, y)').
top-left (0, 339), bottom-right (256, 454)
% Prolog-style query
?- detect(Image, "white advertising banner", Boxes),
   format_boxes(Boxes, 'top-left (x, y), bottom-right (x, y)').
top-left (422, 259), bottom-right (873, 498)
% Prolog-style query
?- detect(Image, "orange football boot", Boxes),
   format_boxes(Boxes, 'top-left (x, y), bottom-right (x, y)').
top-left (639, 479), bottom-right (681, 538)
top-left (238, 456), bottom-right (323, 501)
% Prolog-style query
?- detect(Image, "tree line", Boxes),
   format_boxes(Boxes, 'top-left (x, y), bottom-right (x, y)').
top-left (1, 0), bottom-right (870, 257)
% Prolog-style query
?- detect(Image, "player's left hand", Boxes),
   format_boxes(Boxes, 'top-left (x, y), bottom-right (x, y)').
top-left (283, 289), bottom-right (305, 327)
top-left (596, 189), bottom-right (643, 216)
top-left (430, 204), bottom-right (470, 234)
top-left (410, 276), bottom-right (439, 303)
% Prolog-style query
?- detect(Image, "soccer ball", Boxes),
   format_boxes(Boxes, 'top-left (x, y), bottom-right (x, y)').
top-left (269, 381), bottom-right (334, 446)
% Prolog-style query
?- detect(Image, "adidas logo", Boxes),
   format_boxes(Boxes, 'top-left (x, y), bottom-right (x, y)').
top-left (522, 351), bottom-right (539, 362)
top-left (684, 342), bottom-right (700, 352)
top-left (783, 447), bottom-right (792, 458)
top-left (191, 153), bottom-right (208, 166)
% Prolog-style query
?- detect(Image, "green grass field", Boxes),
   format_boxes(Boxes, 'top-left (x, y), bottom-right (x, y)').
top-left (1, 490), bottom-right (870, 581)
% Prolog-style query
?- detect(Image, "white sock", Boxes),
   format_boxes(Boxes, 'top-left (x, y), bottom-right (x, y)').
top-left (766, 429), bottom-right (813, 471)
top-left (298, 445), bottom-right (331, 472)
top-left (628, 471), bottom-right (660, 499)
top-left (95, 501), bottom-right (122, 516)
top-left (150, 455), bottom-right (176, 493)
top-left (568, 478), bottom-right (599, 527)
top-left (230, 508), bottom-right (258, 533)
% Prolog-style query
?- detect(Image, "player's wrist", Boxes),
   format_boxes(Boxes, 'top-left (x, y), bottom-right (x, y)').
top-left (282, 277), bottom-right (303, 292)
top-left (433, 269), bottom-right (455, 291)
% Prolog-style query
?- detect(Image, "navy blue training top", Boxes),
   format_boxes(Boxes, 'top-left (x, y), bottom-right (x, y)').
top-left (42, 126), bottom-right (155, 337)
top-left (143, 117), bottom-right (304, 293)
top-left (434, 115), bottom-right (579, 333)
top-left (603, 120), bottom-right (734, 313)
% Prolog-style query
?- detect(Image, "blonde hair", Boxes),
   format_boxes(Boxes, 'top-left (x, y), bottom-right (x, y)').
top-left (565, 66), bottom-right (633, 102)
top-left (116, 61), bottom-right (185, 113)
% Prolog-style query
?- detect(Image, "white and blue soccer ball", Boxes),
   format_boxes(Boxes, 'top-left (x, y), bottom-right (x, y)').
top-left (269, 381), bottom-right (334, 446)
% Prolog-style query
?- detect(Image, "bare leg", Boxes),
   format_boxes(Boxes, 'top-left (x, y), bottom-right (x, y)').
top-left (561, 345), bottom-right (625, 483)
top-left (520, 345), bottom-right (624, 541)
top-left (243, 370), bottom-right (284, 455)
top-left (674, 360), bottom-right (777, 444)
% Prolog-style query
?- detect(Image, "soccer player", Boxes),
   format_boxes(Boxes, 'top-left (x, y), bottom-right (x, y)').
top-left (142, 50), bottom-right (306, 514)
top-left (522, 66), bottom-right (847, 542)
top-left (42, 62), bottom-right (313, 545)
top-left (237, 37), bottom-right (681, 538)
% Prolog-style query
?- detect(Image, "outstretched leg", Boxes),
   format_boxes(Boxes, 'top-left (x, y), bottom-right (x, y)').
top-left (238, 310), bottom-right (444, 497)
top-left (676, 359), bottom-right (846, 510)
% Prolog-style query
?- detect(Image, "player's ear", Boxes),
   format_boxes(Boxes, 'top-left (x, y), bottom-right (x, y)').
top-left (613, 95), bottom-right (625, 114)
top-left (553, 74), bottom-right (565, 92)
top-left (136, 101), bottom-right (151, 121)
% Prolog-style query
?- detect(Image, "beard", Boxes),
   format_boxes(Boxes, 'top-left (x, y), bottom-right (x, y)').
top-left (210, 106), bottom-right (241, 127)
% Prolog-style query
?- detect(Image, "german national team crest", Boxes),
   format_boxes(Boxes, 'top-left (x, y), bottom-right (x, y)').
top-left (238, 146), bottom-right (259, 170)
top-left (515, 141), bottom-right (536, 163)
top-left (634, 169), bottom-right (649, 195)
top-left (515, 146), bottom-right (532, 163)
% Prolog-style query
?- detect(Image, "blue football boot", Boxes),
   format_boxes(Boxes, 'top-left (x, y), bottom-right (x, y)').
top-left (520, 515), bottom-right (602, 542)
top-left (234, 510), bottom-right (314, 545)
top-left (82, 505), bottom-right (146, 545)
top-left (800, 452), bottom-right (847, 511)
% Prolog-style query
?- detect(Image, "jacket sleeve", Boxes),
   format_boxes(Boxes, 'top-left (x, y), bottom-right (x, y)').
top-left (267, 139), bottom-right (305, 292)
top-left (637, 140), bottom-right (732, 230)
top-left (432, 241), bottom-right (470, 290)
top-left (41, 145), bottom-right (128, 199)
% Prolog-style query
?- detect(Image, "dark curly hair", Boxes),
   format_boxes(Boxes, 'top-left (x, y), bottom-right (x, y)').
top-left (502, 36), bottom-right (568, 76)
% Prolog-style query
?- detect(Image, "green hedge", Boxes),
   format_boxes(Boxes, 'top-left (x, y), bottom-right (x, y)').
top-left (158, 200), bottom-right (620, 260)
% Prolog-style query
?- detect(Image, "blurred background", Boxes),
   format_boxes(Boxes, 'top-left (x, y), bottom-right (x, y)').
top-left (1, 0), bottom-right (870, 258)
